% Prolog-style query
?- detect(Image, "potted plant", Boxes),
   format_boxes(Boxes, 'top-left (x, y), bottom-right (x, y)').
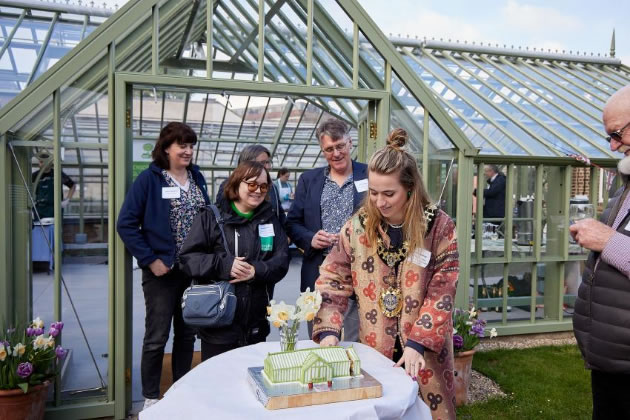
top-left (267, 288), bottom-right (322, 352)
top-left (0, 317), bottom-right (68, 420)
top-left (452, 307), bottom-right (497, 406)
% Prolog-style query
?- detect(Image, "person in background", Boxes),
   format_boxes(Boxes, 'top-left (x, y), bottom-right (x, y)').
top-left (571, 85), bottom-right (630, 419)
top-left (314, 128), bottom-right (458, 420)
top-left (275, 167), bottom-right (294, 213)
top-left (473, 164), bottom-right (506, 223)
top-left (286, 117), bottom-right (367, 341)
top-left (179, 161), bottom-right (289, 361)
top-left (32, 150), bottom-right (76, 219)
top-left (116, 122), bottom-right (210, 411)
top-left (215, 145), bottom-right (285, 226)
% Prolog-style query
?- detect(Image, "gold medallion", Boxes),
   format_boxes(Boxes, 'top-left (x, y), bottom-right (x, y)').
top-left (379, 287), bottom-right (403, 318)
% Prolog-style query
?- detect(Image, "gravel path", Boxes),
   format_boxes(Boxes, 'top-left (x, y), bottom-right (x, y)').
top-left (465, 332), bottom-right (577, 404)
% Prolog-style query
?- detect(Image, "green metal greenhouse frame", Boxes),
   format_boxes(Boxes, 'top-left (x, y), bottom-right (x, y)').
top-left (0, 0), bottom-right (628, 417)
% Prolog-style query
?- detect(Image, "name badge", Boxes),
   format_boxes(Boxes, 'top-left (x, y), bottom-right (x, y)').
top-left (410, 248), bottom-right (431, 268)
top-left (259, 224), bottom-right (275, 237)
top-left (162, 186), bottom-right (180, 199)
top-left (354, 178), bottom-right (368, 193)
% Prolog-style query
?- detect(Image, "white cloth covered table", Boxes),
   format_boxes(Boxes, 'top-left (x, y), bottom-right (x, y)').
top-left (141, 340), bottom-right (431, 420)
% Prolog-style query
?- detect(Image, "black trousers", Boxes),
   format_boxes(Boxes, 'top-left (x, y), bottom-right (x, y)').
top-left (591, 369), bottom-right (630, 419)
top-left (200, 341), bottom-right (240, 361)
top-left (141, 267), bottom-right (196, 399)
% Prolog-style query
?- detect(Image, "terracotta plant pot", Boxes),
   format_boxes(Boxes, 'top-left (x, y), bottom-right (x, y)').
top-left (453, 350), bottom-right (475, 406)
top-left (0, 382), bottom-right (50, 420)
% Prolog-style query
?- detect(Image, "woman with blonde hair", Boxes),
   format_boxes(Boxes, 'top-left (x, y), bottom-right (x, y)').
top-left (313, 128), bottom-right (458, 419)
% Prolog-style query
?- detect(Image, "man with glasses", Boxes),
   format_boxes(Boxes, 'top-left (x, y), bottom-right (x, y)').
top-left (287, 118), bottom-right (367, 341)
top-left (571, 85), bottom-right (630, 419)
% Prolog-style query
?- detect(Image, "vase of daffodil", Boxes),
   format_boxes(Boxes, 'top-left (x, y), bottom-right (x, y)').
top-left (267, 288), bottom-right (322, 352)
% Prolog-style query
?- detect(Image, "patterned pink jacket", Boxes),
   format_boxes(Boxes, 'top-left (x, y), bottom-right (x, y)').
top-left (313, 209), bottom-right (459, 359)
top-left (313, 210), bottom-right (459, 418)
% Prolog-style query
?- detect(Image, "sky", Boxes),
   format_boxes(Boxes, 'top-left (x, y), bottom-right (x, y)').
top-left (97, 0), bottom-right (630, 65)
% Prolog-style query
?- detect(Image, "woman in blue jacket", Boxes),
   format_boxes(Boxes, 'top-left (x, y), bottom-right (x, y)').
top-left (117, 122), bottom-right (210, 410)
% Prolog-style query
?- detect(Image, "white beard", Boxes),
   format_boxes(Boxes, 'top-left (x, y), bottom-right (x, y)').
top-left (618, 155), bottom-right (630, 175)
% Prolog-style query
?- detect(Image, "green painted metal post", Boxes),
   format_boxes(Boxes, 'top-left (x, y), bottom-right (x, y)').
top-left (114, 77), bottom-right (133, 419)
top-left (258, 0), bottom-right (265, 82)
top-left (305, 0), bottom-right (313, 86)
top-left (352, 22), bottom-right (359, 89)
top-left (107, 41), bottom-right (116, 406)
top-left (206, 0), bottom-right (213, 78)
top-left (0, 134), bottom-right (10, 326)
top-left (455, 151), bottom-right (474, 308)
top-left (505, 164), bottom-right (515, 262)
top-left (152, 4), bottom-right (159, 76)
top-left (422, 111), bottom-right (429, 184)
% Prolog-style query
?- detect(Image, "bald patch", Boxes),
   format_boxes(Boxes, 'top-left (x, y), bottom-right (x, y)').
top-left (604, 85), bottom-right (630, 123)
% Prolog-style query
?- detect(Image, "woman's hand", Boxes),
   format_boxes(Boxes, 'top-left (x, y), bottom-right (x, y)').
top-left (148, 259), bottom-right (170, 277)
top-left (394, 346), bottom-right (426, 380)
top-left (230, 257), bottom-right (255, 283)
top-left (320, 335), bottom-right (339, 347)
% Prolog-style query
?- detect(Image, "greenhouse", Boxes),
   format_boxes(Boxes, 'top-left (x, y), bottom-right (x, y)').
top-left (0, 0), bottom-right (628, 417)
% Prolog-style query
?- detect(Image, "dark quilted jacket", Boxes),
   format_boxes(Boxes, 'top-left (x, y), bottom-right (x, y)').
top-left (573, 182), bottom-right (630, 373)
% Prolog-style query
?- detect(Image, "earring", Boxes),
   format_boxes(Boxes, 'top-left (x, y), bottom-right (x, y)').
top-left (407, 191), bottom-right (412, 198)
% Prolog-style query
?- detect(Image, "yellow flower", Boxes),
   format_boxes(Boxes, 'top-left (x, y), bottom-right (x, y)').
top-left (46, 336), bottom-right (55, 348)
top-left (0, 345), bottom-right (6, 362)
top-left (302, 310), bottom-right (316, 322)
top-left (33, 334), bottom-right (47, 350)
top-left (32, 316), bottom-right (44, 329)
top-left (12, 343), bottom-right (25, 357)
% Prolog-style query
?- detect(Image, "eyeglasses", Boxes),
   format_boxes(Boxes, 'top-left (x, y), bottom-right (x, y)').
top-left (606, 121), bottom-right (630, 143)
top-left (242, 181), bottom-right (269, 193)
top-left (322, 140), bottom-right (349, 155)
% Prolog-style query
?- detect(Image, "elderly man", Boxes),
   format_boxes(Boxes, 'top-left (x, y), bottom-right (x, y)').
top-left (571, 85), bottom-right (630, 419)
top-left (286, 118), bottom-right (367, 341)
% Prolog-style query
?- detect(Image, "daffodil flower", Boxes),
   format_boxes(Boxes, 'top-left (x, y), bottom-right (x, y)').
top-left (12, 343), bottom-right (25, 357)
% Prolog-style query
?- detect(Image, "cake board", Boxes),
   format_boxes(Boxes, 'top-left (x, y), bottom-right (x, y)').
top-left (247, 367), bottom-right (382, 410)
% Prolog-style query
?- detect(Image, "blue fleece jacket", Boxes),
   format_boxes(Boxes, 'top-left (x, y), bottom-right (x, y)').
top-left (116, 162), bottom-right (210, 269)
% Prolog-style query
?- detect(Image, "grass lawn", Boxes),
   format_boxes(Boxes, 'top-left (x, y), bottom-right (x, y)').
top-left (456, 345), bottom-right (592, 420)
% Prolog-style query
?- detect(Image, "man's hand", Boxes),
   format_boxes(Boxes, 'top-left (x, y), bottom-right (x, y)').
top-left (311, 230), bottom-right (338, 250)
top-left (394, 346), bottom-right (426, 380)
top-left (230, 256), bottom-right (254, 282)
top-left (320, 335), bottom-right (339, 347)
top-left (569, 218), bottom-right (616, 252)
top-left (148, 259), bottom-right (170, 277)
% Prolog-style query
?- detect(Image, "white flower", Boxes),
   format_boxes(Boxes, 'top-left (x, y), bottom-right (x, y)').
top-left (468, 307), bottom-right (477, 319)
top-left (267, 301), bottom-right (296, 328)
top-left (33, 334), bottom-right (47, 350)
top-left (296, 288), bottom-right (322, 312)
top-left (490, 328), bottom-right (498, 338)
top-left (12, 343), bottom-right (25, 357)
top-left (296, 304), bottom-right (318, 322)
top-left (46, 336), bottom-right (55, 348)
top-left (32, 316), bottom-right (44, 329)
top-left (453, 328), bottom-right (458, 335)
top-left (0, 344), bottom-right (6, 361)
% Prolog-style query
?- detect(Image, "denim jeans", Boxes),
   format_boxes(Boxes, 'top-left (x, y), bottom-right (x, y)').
top-left (141, 267), bottom-right (195, 399)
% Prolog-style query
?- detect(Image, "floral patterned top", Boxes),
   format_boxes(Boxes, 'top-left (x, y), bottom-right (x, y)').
top-left (162, 169), bottom-right (206, 261)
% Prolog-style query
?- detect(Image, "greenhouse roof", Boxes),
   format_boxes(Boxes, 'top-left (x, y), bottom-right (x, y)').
top-left (0, 0), bottom-right (625, 165)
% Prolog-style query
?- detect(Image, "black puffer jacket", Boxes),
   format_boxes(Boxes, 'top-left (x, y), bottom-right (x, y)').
top-left (179, 199), bottom-right (290, 345)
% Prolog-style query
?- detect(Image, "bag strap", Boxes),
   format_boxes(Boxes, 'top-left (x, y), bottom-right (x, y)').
top-left (208, 204), bottom-right (232, 257)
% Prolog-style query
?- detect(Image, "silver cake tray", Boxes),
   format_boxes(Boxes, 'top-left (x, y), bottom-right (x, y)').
top-left (247, 366), bottom-right (382, 410)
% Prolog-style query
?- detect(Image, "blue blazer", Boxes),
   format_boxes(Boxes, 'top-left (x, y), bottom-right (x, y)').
top-left (116, 162), bottom-right (210, 269)
top-left (286, 161), bottom-right (368, 292)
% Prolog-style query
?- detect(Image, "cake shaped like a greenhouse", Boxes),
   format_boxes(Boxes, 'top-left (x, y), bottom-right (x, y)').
top-left (263, 346), bottom-right (361, 386)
